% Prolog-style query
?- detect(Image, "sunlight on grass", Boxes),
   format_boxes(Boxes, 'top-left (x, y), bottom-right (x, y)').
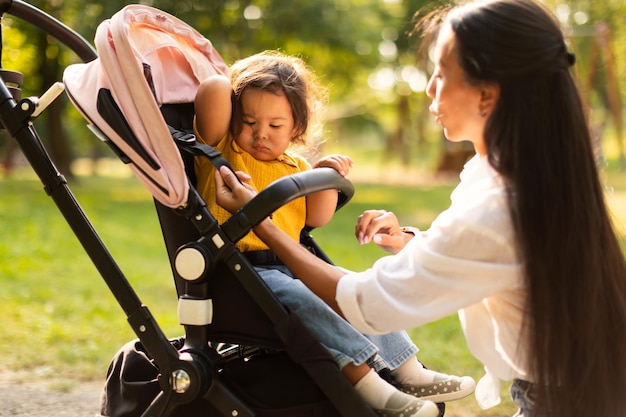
top-left (0, 173), bottom-right (182, 382)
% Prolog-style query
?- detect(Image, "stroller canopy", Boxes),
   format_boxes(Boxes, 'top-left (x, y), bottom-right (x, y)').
top-left (63, 5), bottom-right (228, 208)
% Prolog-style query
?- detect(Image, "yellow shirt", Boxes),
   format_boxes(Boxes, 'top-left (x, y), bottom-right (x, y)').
top-left (194, 130), bottom-right (310, 252)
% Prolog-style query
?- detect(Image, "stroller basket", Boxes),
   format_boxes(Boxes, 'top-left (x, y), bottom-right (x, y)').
top-left (0, 3), bottom-right (390, 417)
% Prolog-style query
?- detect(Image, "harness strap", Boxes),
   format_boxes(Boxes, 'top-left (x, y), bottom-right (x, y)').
top-left (168, 125), bottom-right (234, 174)
top-left (243, 250), bottom-right (283, 266)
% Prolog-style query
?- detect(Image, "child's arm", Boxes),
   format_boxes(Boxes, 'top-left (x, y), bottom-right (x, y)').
top-left (305, 154), bottom-right (354, 228)
top-left (194, 74), bottom-right (233, 146)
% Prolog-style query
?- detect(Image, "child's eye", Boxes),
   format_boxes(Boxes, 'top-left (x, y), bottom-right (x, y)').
top-left (270, 124), bottom-right (282, 129)
top-left (243, 120), bottom-right (255, 126)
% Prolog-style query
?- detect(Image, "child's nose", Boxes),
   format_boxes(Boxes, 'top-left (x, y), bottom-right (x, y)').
top-left (254, 125), bottom-right (268, 139)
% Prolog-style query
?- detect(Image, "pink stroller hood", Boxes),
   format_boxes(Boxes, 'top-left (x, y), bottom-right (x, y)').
top-left (63, 5), bottom-right (228, 208)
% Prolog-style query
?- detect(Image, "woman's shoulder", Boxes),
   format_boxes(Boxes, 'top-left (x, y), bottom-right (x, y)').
top-left (428, 189), bottom-right (517, 264)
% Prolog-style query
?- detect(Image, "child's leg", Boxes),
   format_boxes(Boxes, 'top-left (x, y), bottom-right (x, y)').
top-left (255, 267), bottom-right (438, 417)
top-left (257, 266), bottom-right (379, 367)
top-left (194, 74), bottom-right (232, 145)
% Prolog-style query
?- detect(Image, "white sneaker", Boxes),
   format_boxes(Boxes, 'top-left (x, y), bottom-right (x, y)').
top-left (372, 391), bottom-right (440, 417)
top-left (395, 373), bottom-right (476, 402)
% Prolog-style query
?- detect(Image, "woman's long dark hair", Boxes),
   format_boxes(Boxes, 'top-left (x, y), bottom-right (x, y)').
top-left (419, 1), bottom-right (626, 416)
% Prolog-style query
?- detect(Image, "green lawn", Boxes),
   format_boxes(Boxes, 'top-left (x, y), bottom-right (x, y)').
top-left (1, 158), bottom-right (625, 416)
top-left (0, 174), bottom-right (179, 380)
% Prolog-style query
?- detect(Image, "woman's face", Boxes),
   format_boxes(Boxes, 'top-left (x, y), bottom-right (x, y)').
top-left (235, 87), bottom-right (296, 161)
top-left (426, 22), bottom-right (489, 155)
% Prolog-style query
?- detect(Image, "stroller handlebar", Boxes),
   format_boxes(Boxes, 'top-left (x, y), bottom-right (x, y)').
top-left (221, 168), bottom-right (354, 243)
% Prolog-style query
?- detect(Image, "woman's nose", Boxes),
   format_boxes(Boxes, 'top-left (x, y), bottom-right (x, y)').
top-left (425, 75), bottom-right (435, 99)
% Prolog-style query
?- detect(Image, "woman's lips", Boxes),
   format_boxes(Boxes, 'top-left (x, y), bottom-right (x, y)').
top-left (429, 104), bottom-right (442, 124)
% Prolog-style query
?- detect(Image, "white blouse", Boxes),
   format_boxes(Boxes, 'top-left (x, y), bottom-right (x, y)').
top-left (336, 155), bottom-right (529, 408)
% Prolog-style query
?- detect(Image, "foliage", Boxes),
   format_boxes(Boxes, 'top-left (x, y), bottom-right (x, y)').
top-left (0, 0), bottom-right (443, 164)
top-left (2, 0), bottom-right (626, 171)
top-left (544, 0), bottom-right (626, 165)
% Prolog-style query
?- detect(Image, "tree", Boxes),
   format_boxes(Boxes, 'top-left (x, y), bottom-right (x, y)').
top-left (3, 0), bottom-right (399, 174)
top-left (546, 0), bottom-right (626, 167)
top-left (1, 0), bottom-right (128, 177)
top-left (3, 0), bottom-right (623, 176)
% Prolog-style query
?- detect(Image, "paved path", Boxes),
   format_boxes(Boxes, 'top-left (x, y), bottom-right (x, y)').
top-left (0, 373), bottom-right (101, 417)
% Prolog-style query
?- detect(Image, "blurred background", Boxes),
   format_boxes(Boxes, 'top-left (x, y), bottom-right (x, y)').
top-left (1, 0), bottom-right (625, 178)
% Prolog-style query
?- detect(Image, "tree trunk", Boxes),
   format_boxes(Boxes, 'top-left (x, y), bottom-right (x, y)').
top-left (37, 30), bottom-right (74, 178)
top-left (385, 94), bottom-right (411, 166)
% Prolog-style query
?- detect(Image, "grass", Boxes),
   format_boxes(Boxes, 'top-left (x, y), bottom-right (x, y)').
top-left (0, 172), bottom-right (181, 382)
top-left (1, 155), bottom-right (625, 416)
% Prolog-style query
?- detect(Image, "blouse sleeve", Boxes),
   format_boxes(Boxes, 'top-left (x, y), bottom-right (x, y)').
top-left (336, 191), bottom-right (523, 335)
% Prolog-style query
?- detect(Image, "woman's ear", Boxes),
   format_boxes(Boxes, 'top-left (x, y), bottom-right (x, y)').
top-left (479, 82), bottom-right (500, 117)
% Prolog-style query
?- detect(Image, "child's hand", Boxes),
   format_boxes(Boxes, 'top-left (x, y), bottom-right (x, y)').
top-left (313, 154), bottom-right (354, 177)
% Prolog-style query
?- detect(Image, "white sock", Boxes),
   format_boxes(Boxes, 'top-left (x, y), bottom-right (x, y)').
top-left (391, 356), bottom-right (440, 385)
top-left (354, 369), bottom-right (398, 409)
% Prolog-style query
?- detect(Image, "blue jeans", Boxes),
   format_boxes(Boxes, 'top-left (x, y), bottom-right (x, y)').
top-left (510, 379), bottom-right (536, 417)
top-left (256, 265), bottom-right (418, 371)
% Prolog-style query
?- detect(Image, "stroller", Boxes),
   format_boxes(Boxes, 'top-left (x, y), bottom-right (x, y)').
top-left (1, 3), bottom-right (445, 417)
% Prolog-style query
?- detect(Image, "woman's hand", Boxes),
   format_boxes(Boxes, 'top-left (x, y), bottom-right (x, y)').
top-left (313, 154), bottom-right (354, 177)
top-left (214, 166), bottom-right (255, 213)
top-left (355, 210), bottom-right (413, 254)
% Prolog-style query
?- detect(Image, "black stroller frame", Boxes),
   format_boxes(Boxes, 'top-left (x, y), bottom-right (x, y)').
top-left (0, 2), bottom-right (401, 417)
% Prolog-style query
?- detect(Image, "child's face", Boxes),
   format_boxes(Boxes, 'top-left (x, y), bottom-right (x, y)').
top-left (235, 87), bottom-right (296, 161)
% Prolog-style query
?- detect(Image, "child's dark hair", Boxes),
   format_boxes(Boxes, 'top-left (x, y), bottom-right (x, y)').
top-left (229, 50), bottom-right (326, 147)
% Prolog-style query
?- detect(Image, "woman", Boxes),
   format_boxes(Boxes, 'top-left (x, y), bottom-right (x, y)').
top-left (214, 1), bottom-right (626, 416)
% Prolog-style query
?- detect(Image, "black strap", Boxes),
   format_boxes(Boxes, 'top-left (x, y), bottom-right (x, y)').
top-left (168, 125), bottom-right (230, 168)
top-left (243, 245), bottom-right (320, 267)
top-left (167, 125), bottom-right (244, 192)
top-left (243, 250), bottom-right (284, 266)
